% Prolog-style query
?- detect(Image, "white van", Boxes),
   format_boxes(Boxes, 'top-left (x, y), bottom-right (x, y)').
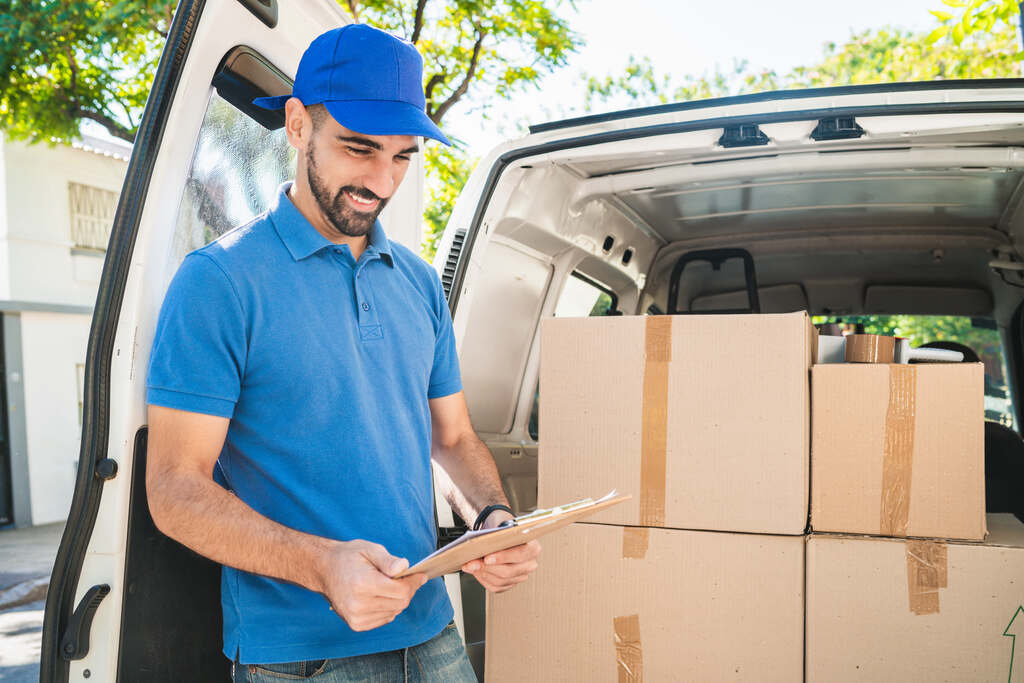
top-left (39, 0), bottom-right (1024, 680)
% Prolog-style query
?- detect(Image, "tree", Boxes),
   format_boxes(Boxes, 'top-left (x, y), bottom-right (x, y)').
top-left (343, 0), bottom-right (583, 258)
top-left (345, 0), bottom-right (579, 128)
top-left (0, 0), bottom-right (582, 258)
top-left (925, 0), bottom-right (1021, 49)
top-left (421, 143), bottom-right (476, 257)
top-left (583, 1), bottom-right (1022, 112)
top-left (0, 0), bottom-right (175, 143)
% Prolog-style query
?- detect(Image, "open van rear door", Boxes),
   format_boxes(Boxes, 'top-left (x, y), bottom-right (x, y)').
top-left (37, 2), bottom-right (368, 680)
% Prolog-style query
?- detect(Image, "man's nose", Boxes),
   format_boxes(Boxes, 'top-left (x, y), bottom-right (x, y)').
top-left (362, 156), bottom-right (395, 199)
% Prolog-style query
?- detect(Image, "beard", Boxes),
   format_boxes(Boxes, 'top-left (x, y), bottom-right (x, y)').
top-left (305, 145), bottom-right (389, 238)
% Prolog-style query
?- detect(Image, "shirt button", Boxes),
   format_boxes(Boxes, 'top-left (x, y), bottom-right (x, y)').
top-left (361, 302), bottom-right (370, 311)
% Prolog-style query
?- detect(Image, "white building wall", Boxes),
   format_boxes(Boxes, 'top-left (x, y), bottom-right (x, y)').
top-left (0, 139), bottom-right (10, 301)
top-left (3, 138), bottom-right (126, 306)
top-left (20, 311), bottom-right (92, 525)
top-left (0, 134), bottom-right (128, 525)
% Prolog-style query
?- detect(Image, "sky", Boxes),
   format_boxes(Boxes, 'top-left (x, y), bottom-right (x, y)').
top-left (445, 0), bottom-right (948, 157)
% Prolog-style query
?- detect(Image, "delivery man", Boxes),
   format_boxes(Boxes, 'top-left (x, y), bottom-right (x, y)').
top-left (144, 23), bottom-right (539, 681)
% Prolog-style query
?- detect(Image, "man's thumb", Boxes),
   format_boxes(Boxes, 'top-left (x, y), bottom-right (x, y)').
top-left (366, 544), bottom-right (408, 576)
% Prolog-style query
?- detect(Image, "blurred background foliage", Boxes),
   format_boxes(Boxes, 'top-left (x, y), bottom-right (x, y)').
top-left (1, 0), bottom-right (1021, 258)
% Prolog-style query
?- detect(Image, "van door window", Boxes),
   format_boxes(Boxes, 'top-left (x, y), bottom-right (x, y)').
top-left (169, 91), bottom-right (295, 268)
top-left (553, 272), bottom-right (617, 318)
top-left (529, 273), bottom-right (617, 440)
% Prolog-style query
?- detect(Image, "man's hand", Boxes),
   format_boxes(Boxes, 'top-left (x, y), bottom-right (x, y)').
top-left (317, 540), bottom-right (427, 632)
top-left (461, 510), bottom-right (541, 593)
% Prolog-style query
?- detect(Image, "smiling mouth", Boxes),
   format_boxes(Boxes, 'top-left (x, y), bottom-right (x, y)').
top-left (343, 190), bottom-right (380, 211)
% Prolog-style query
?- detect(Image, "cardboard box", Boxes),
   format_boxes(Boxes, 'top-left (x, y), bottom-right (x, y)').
top-left (806, 515), bottom-right (1024, 682)
top-left (485, 523), bottom-right (805, 682)
top-left (538, 312), bottom-right (815, 535)
top-left (811, 363), bottom-right (985, 540)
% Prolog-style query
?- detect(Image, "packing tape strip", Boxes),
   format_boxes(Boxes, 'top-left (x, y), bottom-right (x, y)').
top-left (613, 614), bottom-right (643, 682)
top-left (880, 365), bottom-right (916, 536)
top-left (845, 334), bottom-right (896, 363)
top-left (640, 316), bottom-right (671, 527)
top-left (622, 527), bottom-right (649, 560)
top-left (906, 539), bottom-right (948, 615)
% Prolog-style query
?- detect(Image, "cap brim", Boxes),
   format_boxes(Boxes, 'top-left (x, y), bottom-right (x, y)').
top-left (324, 99), bottom-right (451, 146)
top-left (252, 94), bottom-right (292, 110)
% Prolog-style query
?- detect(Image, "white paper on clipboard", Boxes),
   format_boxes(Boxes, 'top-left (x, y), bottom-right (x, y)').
top-left (395, 490), bottom-right (629, 579)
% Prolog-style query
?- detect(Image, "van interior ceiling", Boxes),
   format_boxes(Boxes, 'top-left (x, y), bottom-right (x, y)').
top-left (454, 108), bottom-right (1024, 521)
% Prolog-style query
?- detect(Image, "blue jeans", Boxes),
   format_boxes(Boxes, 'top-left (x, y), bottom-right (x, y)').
top-left (232, 622), bottom-right (478, 682)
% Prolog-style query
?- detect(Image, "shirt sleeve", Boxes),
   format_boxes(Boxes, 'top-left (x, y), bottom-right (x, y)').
top-left (146, 252), bottom-right (248, 418)
top-left (427, 271), bottom-right (463, 400)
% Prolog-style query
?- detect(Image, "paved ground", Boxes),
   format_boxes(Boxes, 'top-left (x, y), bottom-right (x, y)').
top-left (0, 522), bottom-right (65, 682)
top-left (0, 600), bottom-right (44, 682)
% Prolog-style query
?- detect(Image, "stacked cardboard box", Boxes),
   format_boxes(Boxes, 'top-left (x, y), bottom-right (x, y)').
top-left (485, 314), bottom-right (1018, 681)
top-left (486, 524), bottom-right (804, 682)
top-left (810, 363), bottom-right (985, 540)
top-left (806, 515), bottom-right (1024, 682)
top-left (804, 360), bottom-right (1024, 681)
top-left (487, 312), bottom-right (815, 681)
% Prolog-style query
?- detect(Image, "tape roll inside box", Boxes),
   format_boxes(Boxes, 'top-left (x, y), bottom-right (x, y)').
top-left (810, 362), bottom-right (986, 540)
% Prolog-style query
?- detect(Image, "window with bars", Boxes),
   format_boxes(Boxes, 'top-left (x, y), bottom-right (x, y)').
top-left (68, 182), bottom-right (118, 251)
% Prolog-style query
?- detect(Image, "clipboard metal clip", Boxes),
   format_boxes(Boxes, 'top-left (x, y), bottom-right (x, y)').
top-left (513, 495), bottom-right (600, 526)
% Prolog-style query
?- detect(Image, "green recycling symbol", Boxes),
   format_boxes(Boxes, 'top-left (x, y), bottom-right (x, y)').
top-left (1005, 606), bottom-right (1024, 683)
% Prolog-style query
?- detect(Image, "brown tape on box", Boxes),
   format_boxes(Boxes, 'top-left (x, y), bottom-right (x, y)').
top-left (613, 614), bottom-right (643, 682)
top-left (880, 365), bottom-right (917, 536)
top-left (905, 539), bottom-right (948, 615)
top-left (640, 317), bottom-right (671, 527)
top-left (622, 527), bottom-right (649, 559)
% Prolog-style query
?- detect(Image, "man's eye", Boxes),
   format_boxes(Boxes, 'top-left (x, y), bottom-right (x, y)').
top-left (347, 146), bottom-right (372, 155)
top-left (396, 155), bottom-right (411, 162)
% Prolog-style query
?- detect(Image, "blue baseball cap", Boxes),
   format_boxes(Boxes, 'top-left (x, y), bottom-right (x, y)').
top-left (253, 24), bottom-right (451, 146)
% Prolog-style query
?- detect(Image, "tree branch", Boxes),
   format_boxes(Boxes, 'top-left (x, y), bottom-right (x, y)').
top-left (159, 1), bottom-right (174, 38)
top-left (430, 29), bottom-right (486, 124)
top-left (64, 45), bottom-right (78, 108)
top-left (411, 0), bottom-right (428, 43)
top-left (75, 108), bottom-right (136, 143)
top-left (423, 72), bottom-right (446, 115)
top-left (345, 0), bottom-right (360, 21)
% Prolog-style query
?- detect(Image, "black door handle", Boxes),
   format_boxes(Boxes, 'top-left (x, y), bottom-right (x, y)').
top-left (60, 584), bottom-right (110, 661)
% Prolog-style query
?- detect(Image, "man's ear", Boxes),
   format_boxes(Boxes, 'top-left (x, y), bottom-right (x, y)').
top-left (283, 97), bottom-right (312, 152)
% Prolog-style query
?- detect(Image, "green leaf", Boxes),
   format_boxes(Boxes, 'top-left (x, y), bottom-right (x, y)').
top-left (929, 9), bottom-right (954, 20)
top-left (926, 25), bottom-right (950, 44)
top-left (952, 21), bottom-right (965, 44)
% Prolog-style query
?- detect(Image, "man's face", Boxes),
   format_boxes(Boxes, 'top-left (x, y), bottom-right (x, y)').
top-left (304, 109), bottom-right (419, 238)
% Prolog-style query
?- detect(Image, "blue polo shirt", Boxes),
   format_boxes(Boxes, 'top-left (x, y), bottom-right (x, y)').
top-left (146, 181), bottom-right (461, 664)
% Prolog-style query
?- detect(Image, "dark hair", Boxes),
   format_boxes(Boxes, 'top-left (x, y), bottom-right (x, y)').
top-left (306, 103), bottom-right (329, 131)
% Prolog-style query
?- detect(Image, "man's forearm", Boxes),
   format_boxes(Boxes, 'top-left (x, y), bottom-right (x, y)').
top-left (433, 432), bottom-right (509, 525)
top-left (149, 468), bottom-right (332, 594)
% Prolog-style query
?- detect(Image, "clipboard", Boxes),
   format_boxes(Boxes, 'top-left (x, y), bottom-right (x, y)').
top-left (395, 491), bottom-right (630, 579)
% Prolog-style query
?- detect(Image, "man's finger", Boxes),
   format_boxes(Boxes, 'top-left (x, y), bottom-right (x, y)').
top-left (477, 573), bottom-right (528, 593)
top-left (475, 559), bottom-right (538, 581)
top-left (483, 540), bottom-right (541, 566)
top-left (347, 610), bottom-right (401, 632)
top-left (362, 570), bottom-right (427, 600)
top-left (361, 543), bottom-right (409, 577)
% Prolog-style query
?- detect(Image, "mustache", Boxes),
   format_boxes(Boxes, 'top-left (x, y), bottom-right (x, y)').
top-left (337, 186), bottom-right (382, 203)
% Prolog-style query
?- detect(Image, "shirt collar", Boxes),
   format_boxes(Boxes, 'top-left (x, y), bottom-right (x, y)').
top-left (269, 181), bottom-right (394, 266)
